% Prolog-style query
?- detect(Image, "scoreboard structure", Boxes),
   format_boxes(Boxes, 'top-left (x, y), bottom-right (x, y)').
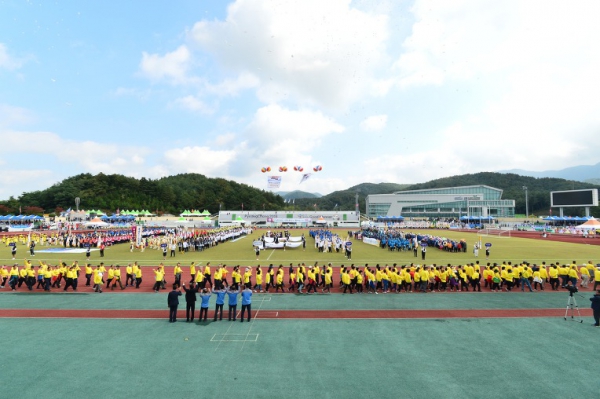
top-left (550, 189), bottom-right (598, 217)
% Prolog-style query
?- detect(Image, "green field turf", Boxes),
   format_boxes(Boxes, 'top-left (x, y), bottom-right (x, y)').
top-left (1, 314), bottom-right (598, 399)
top-left (3, 228), bottom-right (598, 268)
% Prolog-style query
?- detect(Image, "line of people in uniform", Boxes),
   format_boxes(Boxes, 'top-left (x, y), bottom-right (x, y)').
top-left (2, 259), bottom-right (598, 296)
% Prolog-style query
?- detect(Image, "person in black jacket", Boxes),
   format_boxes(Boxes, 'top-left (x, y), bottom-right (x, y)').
top-left (167, 283), bottom-right (182, 323)
top-left (182, 282), bottom-right (199, 322)
top-left (590, 290), bottom-right (600, 327)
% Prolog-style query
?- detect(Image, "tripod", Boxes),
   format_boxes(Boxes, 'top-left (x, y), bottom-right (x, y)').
top-left (564, 293), bottom-right (584, 323)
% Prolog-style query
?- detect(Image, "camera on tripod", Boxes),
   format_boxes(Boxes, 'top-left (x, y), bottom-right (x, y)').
top-left (566, 285), bottom-right (578, 296)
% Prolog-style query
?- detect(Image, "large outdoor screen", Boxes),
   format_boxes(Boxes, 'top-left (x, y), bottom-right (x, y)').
top-left (550, 189), bottom-right (598, 207)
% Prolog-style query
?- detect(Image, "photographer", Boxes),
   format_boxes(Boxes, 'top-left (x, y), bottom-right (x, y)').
top-left (590, 290), bottom-right (600, 327)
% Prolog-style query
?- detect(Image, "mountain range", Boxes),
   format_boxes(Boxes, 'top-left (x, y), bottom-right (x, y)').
top-left (500, 162), bottom-right (600, 183)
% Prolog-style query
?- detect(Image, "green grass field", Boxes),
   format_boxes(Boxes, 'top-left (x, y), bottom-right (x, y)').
top-left (5, 228), bottom-right (598, 268)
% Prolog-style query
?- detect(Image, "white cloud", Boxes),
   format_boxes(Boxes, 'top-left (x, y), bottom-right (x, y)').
top-left (0, 104), bottom-right (35, 126)
top-left (360, 114), bottom-right (387, 131)
top-left (162, 146), bottom-right (236, 176)
top-left (173, 95), bottom-right (214, 114)
top-left (0, 43), bottom-right (25, 70)
top-left (188, 0), bottom-right (390, 108)
top-left (0, 169), bottom-right (55, 199)
top-left (139, 45), bottom-right (196, 84)
top-left (392, 0), bottom-right (600, 171)
top-left (206, 71), bottom-right (260, 97)
top-left (0, 130), bottom-right (152, 176)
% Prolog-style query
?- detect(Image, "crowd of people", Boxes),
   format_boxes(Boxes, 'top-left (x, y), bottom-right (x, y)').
top-left (3, 257), bottom-right (598, 295)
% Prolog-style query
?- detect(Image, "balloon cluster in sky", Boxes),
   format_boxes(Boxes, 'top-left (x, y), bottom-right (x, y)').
top-left (261, 165), bottom-right (322, 173)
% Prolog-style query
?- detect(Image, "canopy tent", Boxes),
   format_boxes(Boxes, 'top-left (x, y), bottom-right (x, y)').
top-left (180, 209), bottom-right (211, 217)
top-left (0, 215), bottom-right (43, 221)
top-left (460, 216), bottom-right (495, 221)
top-left (576, 217), bottom-right (600, 229)
top-left (376, 215), bottom-right (404, 222)
top-left (84, 217), bottom-right (109, 227)
top-left (543, 216), bottom-right (591, 223)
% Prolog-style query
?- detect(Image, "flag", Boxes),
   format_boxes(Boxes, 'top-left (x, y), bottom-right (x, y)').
top-left (268, 176), bottom-right (282, 188)
top-left (300, 173), bottom-right (311, 184)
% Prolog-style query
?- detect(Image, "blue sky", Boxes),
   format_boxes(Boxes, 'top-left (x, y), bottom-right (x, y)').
top-left (1, 0), bottom-right (599, 201)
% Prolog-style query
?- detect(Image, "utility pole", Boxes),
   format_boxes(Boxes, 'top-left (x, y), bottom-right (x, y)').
top-left (522, 186), bottom-right (529, 219)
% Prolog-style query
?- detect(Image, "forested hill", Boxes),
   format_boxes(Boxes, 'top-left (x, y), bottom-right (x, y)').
top-left (404, 172), bottom-right (600, 215)
top-left (2, 172), bottom-right (599, 216)
top-left (1, 173), bottom-right (284, 215)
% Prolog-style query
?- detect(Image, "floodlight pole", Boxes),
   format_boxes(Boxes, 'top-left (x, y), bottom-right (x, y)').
top-left (522, 186), bottom-right (529, 219)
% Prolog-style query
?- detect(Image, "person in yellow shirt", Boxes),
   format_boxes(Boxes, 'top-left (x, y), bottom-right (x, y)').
top-left (532, 267), bottom-right (544, 291)
top-left (132, 262), bottom-right (139, 287)
top-left (125, 263), bottom-right (134, 287)
top-left (213, 264), bottom-right (223, 290)
top-left (306, 266), bottom-right (317, 294)
top-left (64, 265), bottom-right (77, 292)
top-left (93, 265), bottom-right (103, 293)
top-left (296, 267), bottom-right (305, 294)
top-left (203, 262), bottom-right (212, 287)
top-left (0, 265), bottom-right (9, 288)
top-left (275, 267), bottom-right (285, 293)
top-left (579, 264), bottom-right (590, 288)
top-left (112, 265), bottom-right (124, 290)
top-left (106, 265), bottom-right (116, 289)
top-left (471, 266), bottom-right (481, 292)
top-left (174, 263), bottom-right (183, 286)
top-left (568, 265), bottom-right (579, 288)
top-left (9, 264), bottom-right (19, 291)
top-left (491, 269), bottom-right (501, 292)
top-left (85, 264), bottom-right (93, 286)
top-left (153, 267), bottom-right (164, 292)
top-left (558, 263), bottom-right (569, 288)
top-left (341, 267), bottom-right (352, 294)
top-left (323, 267), bottom-right (332, 293)
top-left (419, 267), bottom-right (429, 293)
top-left (221, 264), bottom-right (229, 287)
top-left (43, 266), bottom-right (53, 292)
top-left (189, 262), bottom-right (197, 285)
top-left (18, 265), bottom-right (28, 289)
top-left (355, 269), bottom-right (364, 293)
top-left (289, 267), bottom-right (297, 292)
top-left (594, 264), bottom-right (600, 291)
top-left (254, 266), bottom-right (263, 292)
top-left (548, 265), bottom-right (559, 290)
top-left (135, 264), bottom-right (143, 289)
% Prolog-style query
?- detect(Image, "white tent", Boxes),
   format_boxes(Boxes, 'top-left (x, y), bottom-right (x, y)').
top-left (84, 217), bottom-right (109, 228)
top-left (576, 217), bottom-right (600, 229)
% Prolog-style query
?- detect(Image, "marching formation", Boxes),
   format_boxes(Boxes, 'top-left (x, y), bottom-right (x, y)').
top-left (2, 258), bottom-right (598, 295)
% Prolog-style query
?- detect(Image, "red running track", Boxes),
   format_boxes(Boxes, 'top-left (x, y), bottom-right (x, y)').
top-left (0, 308), bottom-right (592, 320)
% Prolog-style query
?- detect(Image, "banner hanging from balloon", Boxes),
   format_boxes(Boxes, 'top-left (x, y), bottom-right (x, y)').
top-left (268, 176), bottom-right (282, 188)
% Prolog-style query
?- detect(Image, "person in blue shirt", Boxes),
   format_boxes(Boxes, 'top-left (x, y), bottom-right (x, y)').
top-left (213, 286), bottom-right (227, 321)
top-left (227, 286), bottom-right (240, 321)
top-left (198, 287), bottom-right (212, 322)
top-left (240, 285), bottom-right (253, 322)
